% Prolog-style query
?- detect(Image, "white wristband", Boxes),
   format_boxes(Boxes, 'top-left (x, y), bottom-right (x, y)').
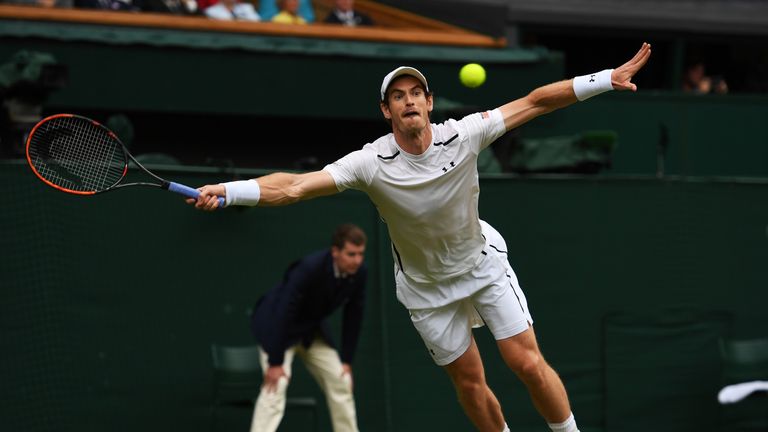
top-left (221, 180), bottom-right (260, 207)
top-left (573, 69), bottom-right (614, 101)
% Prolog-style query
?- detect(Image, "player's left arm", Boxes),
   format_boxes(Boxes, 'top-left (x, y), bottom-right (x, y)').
top-left (497, 42), bottom-right (652, 132)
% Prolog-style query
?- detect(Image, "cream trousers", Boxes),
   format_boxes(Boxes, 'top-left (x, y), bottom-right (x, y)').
top-left (250, 338), bottom-right (358, 432)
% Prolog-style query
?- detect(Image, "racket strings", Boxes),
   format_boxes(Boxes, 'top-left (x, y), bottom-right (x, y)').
top-left (28, 116), bottom-right (127, 193)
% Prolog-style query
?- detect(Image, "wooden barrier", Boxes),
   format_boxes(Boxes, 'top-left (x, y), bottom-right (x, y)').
top-left (313, 0), bottom-right (473, 33)
top-left (0, 4), bottom-right (506, 47)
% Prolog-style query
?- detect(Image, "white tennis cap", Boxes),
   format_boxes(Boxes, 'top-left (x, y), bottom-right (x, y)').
top-left (380, 66), bottom-right (430, 101)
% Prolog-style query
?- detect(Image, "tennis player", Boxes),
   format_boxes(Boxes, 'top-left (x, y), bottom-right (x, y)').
top-left (189, 43), bottom-right (651, 432)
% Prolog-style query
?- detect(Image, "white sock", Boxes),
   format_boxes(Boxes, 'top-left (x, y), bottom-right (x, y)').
top-left (501, 423), bottom-right (510, 432)
top-left (548, 413), bottom-right (579, 432)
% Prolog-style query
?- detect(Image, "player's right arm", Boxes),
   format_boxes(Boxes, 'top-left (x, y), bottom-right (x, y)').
top-left (257, 170), bottom-right (339, 206)
top-left (190, 170), bottom-right (338, 211)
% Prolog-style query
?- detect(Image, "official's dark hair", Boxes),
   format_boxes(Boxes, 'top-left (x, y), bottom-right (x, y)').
top-left (332, 224), bottom-right (366, 249)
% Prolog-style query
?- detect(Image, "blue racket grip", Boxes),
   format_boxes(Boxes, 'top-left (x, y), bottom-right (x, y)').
top-left (168, 182), bottom-right (225, 208)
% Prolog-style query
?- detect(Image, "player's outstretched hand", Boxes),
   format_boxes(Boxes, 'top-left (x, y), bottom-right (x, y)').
top-left (186, 184), bottom-right (226, 211)
top-left (611, 42), bottom-right (652, 92)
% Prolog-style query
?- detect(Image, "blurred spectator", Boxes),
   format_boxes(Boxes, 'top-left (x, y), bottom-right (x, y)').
top-left (204, 0), bottom-right (259, 21)
top-left (143, 0), bottom-right (198, 14)
top-left (271, 0), bottom-right (305, 24)
top-left (195, 0), bottom-right (215, 12)
top-left (682, 61), bottom-right (728, 95)
top-left (1, 0), bottom-right (72, 7)
top-left (259, 0), bottom-right (314, 22)
top-left (75, 0), bottom-right (141, 11)
top-left (324, 0), bottom-right (373, 27)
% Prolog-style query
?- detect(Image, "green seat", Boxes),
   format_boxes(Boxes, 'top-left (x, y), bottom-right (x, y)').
top-left (603, 306), bottom-right (732, 432)
top-left (209, 344), bottom-right (318, 431)
top-left (508, 130), bottom-right (618, 174)
top-left (719, 338), bottom-right (768, 432)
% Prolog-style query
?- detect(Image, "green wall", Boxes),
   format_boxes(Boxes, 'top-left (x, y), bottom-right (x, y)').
top-left (2, 161), bottom-right (767, 431)
top-left (521, 92), bottom-right (768, 178)
top-left (2, 18), bottom-right (768, 431)
top-left (3, 35), bottom-right (768, 178)
top-left (0, 21), bottom-right (561, 120)
top-left (3, 22), bottom-right (768, 178)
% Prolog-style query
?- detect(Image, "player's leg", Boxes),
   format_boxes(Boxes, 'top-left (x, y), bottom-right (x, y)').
top-left (299, 338), bottom-right (359, 432)
top-left (442, 335), bottom-right (507, 431)
top-left (475, 221), bottom-right (579, 431)
top-left (250, 346), bottom-right (296, 432)
top-left (477, 281), bottom-right (577, 430)
top-left (497, 328), bottom-right (575, 428)
top-left (410, 300), bottom-right (507, 431)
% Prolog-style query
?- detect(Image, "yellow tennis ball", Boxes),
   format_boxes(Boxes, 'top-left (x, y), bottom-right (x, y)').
top-left (459, 63), bottom-right (486, 88)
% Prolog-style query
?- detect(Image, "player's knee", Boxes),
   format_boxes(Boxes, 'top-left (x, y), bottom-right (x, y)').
top-left (508, 350), bottom-right (546, 385)
top-left (454, 375), bottom-right (487, 399)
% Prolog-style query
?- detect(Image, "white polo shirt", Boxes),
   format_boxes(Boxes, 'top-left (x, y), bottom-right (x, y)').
top-left (324, 109), bottom-right (506, 301)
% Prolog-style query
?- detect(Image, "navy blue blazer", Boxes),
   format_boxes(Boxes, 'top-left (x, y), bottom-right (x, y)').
top-left (251, 249), bottom-right (367, 366)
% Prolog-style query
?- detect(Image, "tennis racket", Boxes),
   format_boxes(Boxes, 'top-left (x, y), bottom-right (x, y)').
top-left (25, 113), bottom-right (223, 206)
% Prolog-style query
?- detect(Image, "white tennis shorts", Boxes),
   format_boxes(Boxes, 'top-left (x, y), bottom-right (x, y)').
top-left (405, 223), bottom-right (534, 366)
